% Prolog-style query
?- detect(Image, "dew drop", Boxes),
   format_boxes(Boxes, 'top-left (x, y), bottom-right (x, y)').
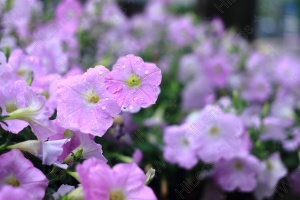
top-left (145, 70), bottom-right (149, 74)
top-left (102, 105), bottom-right (106, 110)
top-left (122, 65), bottom-right (126, 68)
top-left (99, 71), bottom-right (103, 74)
top-left (129, 105), bottom-right (133, 109)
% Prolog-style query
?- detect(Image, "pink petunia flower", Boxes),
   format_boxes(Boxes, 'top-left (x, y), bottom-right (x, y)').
top-left (0, 80), bottom-right (55, 140)
top-left (0, 150), bottom-right (49, 200)
top-left (56, 66), bottom-right (121, 136)
top-left (76, 158), bottom-right (157, 200)
top-left (105, 54), bottom-right (162, 113)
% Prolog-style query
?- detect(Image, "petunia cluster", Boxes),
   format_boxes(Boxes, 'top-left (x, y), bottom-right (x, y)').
top-left (1, 0), bottom-right (300, 199)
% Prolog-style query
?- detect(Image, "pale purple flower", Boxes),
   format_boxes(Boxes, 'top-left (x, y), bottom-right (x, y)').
top-left (56, 66), bottom-right (121, 136)
top-left (0, 80), bottom-right (55, 140)
top-left (167, 16), bottom-right (196, 47)
top-left (178, 54), bottom-right (202, 83)
top-left (194, 105), bottom-right (251, 163)
top-left (26, 38), bottom-right (69, 74)
top-left (203, 54), bottom-right (232, 88)
top-left (241, 75), bottom-right (272, 102)
top-left (76, 158), bottom-right (157, 200)
top-left (3, 49), bottom-right (45, 83)
top-left (275, 56), bottom-right (300, 88)
top-left (260, 117), bottom-right (289, 141)
top-left (210, 17), bottom-right (225, 36)
top-left (254, 153), bottom-right (287, 200)
top-left (55, 0), bottom-right (82, 35)
top-left (213, 154), bottom-right (260, 192)
top-left (31, 73), bottom-right (61, 114)
top-left (0, 150), bottom-right (48, 200)
top-left (181, 78), bottom-right (215, 111)
top-left (246, 52), bottom-right (267, 72)
top-left (270, 88), bottom-right (296, 123)
top-left (2, 0), bottom-right (41, 38)
top-left (163, 124), bottom-right (199, 169)
top-left (105, 54), bottom-right (162, 113)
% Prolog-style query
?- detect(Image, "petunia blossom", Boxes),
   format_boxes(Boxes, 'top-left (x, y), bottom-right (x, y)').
top-left (0, 150), bottom-right (49, 200)
top-left (105, 54), bottom-right (162, 112)
top-left (0, 80), bottom-right (55, 140)
top-left (163, 124), bottom-right (199, 169)
top-left (76, 158), bottom-right (157, 200)
top-left (56, 66), bottom-right (121, 136)
top-left (213, 153), bottom-right (260, 192)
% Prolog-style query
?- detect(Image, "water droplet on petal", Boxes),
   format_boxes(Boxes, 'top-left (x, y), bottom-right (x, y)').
top-left (99, 71), bottom-right (103, 74)
top-left (145, 70), bottom-right (149, 74)
top-left (102, 106), bottom-right (106, 110)
top-left (129, 105), bottom-right (133, 109)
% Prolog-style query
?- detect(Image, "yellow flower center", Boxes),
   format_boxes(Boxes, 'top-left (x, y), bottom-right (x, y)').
top-left (266, 160), bottom-right (273, 170)
top-left (41, 90), bottom-right (50, 99)
top-left (109, 190), bottom-right (126, 200)
top-left (234, 161), bottom-right (244, 170)
top-left (182, 138), bottom-right (189, 146)
top-left (126, 74), bottom-right (141, 88)
top-left (5, 103), bottom-right (18, 113)
top-left (4, 174), bottom-right (21, 187)
top-left (209, 126), bottom-right (220, 135)
top-left (17, 68), bottom-right (30, 77)
top-left (86, 93), bottom-right (100, 104)
top-left (63, 129), bottom-right (74, 139)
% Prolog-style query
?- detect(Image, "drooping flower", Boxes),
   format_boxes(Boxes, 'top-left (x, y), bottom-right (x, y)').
top-left (0, 150), bottom-right (49, 200)
top-left (52, 184), bottom-right (75, 200)
top-left (105, 54), bottom-right (162, 112)
top-left (254, 153), bottom-right (287, 200)
top-left (60, 131), bottom-right (107, 164)
top-left (56, 66), bottom-right (121, 136)
top-left (76, 158), bottom-right (157, 200)
top-left (213, 153), bottom-right (260, 192)
top-left (8, 138), bottom-right (66, 165)
top-left (0, 80), bottom-right (55, 140)
top-left (163, 123), bottom-right (199, 169)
